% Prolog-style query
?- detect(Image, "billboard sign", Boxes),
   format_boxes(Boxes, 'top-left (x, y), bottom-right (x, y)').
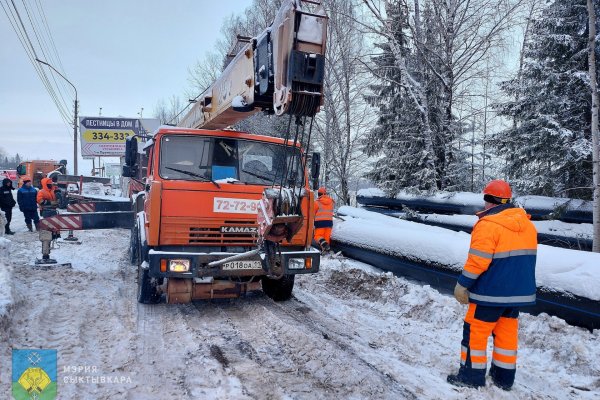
top-left (79, 117), bottom-right (155, 157)
top-left (79, 117), bottom-right (140, 157)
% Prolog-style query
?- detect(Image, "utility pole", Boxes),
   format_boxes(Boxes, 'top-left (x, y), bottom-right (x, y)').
top-left (35, 58), bottom-right (78, 175)
top-left (73, 98), bottom-right (78, 175)
top-left (99, 107), bottom-right (102, 116)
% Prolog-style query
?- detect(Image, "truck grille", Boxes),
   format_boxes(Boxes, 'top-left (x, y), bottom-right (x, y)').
top-left (161, 217), bottom-right (257, 246)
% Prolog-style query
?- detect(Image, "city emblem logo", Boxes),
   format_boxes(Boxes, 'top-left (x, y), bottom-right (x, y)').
top-left (12, 349), bottom-right (57, 400)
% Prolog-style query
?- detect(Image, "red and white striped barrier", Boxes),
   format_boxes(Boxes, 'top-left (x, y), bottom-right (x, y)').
top-left (67, 202), bottom-right (96, 213)
top-left (39, 215), bottom-right (83, 232)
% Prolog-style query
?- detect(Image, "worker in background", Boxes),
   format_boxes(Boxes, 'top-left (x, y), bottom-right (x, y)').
top-left (37, 177), bottom-right (58, 218)
top-left (447, 179), bottom-right (537, 391)
top-left (17, 176), bottom-right (40, 231)
top-left (313, 186), bottom-right (334, 252)
top-left (0, 177), bottom-right (17, 235)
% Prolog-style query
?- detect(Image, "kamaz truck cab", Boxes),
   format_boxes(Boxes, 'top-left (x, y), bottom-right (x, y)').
top-left (126, 127), bottom-right (321, 303)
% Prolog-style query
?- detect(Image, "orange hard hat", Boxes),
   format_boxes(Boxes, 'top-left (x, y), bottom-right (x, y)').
top-left (22, 176), bottom-right (32, 182)
top-left (483, 179), bottom-right (512, 199)
top-left (317, 187), bottom-right (327, 195)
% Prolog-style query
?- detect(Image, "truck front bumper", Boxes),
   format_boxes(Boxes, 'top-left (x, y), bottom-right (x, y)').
top-left (147, 247), bottom-right (321, 279)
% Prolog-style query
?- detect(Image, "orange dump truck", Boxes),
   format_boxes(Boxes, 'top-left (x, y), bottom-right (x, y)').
top-left (125, 127), bottom-right (321, 304)
top-left (16, 160), bottom-right (66, 188)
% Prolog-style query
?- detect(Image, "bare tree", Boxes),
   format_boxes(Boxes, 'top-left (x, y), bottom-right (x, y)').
top-left (313, 0), bottom-right (374, 204)
top-left (588, 0), bottom-right (600, 251)
top-left (153, 95), bottom-right (184, 125)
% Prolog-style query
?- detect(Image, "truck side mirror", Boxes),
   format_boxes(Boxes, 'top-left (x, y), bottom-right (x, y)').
top-left (125, 137), bottom-right (138, 166)
top-left (310, 152), bottom-right (320, 190)
top-left (16, 165), bottom-right (26, 175)
top-left (122, 164), bottom-right (138, 178)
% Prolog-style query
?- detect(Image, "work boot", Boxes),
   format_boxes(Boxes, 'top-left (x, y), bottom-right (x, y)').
top-left (489, 364), bottom-right (514, 391)
top-left (5, 229), bottom-right (15, 235)
top-left (34, 222), bottom-right (40, 231)
top-left (447, 373), bottom-right (484, 389)
top-left (318, 238), bottom-right (330, 253)
top-left (26, 222), bottom-right (33, 232)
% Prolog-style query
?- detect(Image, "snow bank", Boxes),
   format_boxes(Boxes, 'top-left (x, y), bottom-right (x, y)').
top-left (0, 237), bottom-right (14, 329)
top-left (334, 206), bottom-right (600, 301)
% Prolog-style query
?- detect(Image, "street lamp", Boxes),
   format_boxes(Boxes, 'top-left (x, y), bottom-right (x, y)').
top-left (35, 58), bottom-right (78, 175)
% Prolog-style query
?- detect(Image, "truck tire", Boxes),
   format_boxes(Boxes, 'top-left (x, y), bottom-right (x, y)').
top-left (129, 226), bottom-right (139, 265)
top-left (137, 264), bottom-right (161, 304)
top-left (262, 274), bottom-right (295, 301)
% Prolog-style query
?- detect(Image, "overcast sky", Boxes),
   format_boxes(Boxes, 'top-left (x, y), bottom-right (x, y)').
top-left (0, 0), bottom-right (251, 173)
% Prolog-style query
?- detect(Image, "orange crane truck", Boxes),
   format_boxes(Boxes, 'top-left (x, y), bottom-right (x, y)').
top-left (122, 0), bottom-right (328, 304)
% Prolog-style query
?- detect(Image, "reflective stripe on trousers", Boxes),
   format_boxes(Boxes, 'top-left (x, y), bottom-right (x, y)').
top-left (459, 303), bottom-right (519, 377)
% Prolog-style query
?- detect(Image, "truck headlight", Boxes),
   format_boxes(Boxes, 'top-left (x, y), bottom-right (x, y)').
top-left (169, 259), bottom-right (190, 272)
top-left (288, 258), bottom-right (305, 270)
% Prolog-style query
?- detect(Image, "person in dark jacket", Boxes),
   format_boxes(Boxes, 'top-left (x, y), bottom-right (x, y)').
top-left (447, 180), bottom-right (537, 391)
top-left (0, 177), bottom-right (17, 234)
top-left (17, 176), bottom-right (40, 231)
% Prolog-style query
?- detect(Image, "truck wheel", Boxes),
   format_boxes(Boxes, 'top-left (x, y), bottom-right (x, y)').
top-left (262, 274), bottom-right (295, 301)
top-left (129, 227), bottom-right (139, 265)
top-left (137, 264), bottom-right (161, 304)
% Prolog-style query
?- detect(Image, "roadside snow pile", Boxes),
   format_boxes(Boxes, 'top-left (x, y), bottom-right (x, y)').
top-left (334, 206), bottom-right (600, 301)
top-left (0, 237), bottom-right (14, 330)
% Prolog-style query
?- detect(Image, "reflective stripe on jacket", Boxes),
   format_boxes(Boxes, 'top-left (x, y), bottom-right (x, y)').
top-left (457, 204), bottom-right (538, 307)
top-left (314, 194), bottom-right (334, 228)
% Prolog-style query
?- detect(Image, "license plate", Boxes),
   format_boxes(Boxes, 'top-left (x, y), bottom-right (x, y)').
top-left (214, 197), bottom-right (260, 214)
top-left (222, 260), bottom-right (263, 270)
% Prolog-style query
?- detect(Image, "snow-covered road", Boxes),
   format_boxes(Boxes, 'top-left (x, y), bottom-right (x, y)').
top-left (0, 212), bottom-right (598, 399)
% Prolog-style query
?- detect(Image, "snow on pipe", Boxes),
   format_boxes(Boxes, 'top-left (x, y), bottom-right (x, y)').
top-left (356, 196), bottom-right (593, 224)
top-left (361, 206), bottom-right (594, 252)
top-left (332, 241), bottom-right (600, 331)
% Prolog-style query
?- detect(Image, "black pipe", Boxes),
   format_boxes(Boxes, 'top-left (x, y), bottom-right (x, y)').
top-left (333, 241), bottom-right (599, 331)
top-left (357, 196), bottom-right (593, 224)
top-left (359, 206), bottom-right (593, 252)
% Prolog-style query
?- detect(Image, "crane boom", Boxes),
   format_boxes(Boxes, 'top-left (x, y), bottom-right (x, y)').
top-left (178, 0), bottom-right (327, 130)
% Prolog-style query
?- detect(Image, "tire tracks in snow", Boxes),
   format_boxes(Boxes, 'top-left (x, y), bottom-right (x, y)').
top-left (182, 294), bottom-right (417, 400)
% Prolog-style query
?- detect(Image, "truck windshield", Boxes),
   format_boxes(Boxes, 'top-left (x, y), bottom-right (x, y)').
top-left (159, 135), bottom-right (304, 186)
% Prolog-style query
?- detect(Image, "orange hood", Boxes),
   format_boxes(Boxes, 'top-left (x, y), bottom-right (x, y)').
top-left (40, 177), bottom-right (53, 190)
top-left (481, 207), bottom-right (534, 233)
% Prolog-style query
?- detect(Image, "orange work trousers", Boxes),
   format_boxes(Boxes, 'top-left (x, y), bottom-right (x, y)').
top-left (457, 303), bottom-right (519, 388)
top-left (313, 227), bottom-right (332, 244)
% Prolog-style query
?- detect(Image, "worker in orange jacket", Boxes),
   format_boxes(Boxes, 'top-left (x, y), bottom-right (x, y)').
top-left (313, 187), bottom-right (334, 252)
top-left (447, 179), bottom-right (537, 391)
top-left (37, 177), bottom-right (58, 218)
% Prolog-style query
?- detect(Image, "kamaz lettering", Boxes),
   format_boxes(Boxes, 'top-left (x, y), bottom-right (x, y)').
top-left (221, 226), bottom-right (258, 234)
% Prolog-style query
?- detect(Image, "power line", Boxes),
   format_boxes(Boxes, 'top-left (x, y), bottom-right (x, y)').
top-left (20, 0), bottom-right (73, 113)
top-left (0, 0), bottom-right (74, 134)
